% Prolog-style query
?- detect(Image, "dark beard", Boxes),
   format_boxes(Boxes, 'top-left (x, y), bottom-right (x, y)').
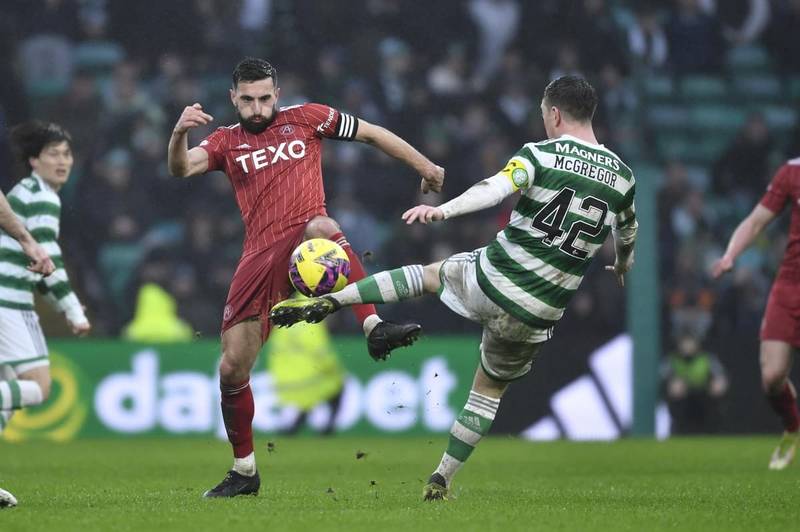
top-left (238, 104), bottom-right (279, 134)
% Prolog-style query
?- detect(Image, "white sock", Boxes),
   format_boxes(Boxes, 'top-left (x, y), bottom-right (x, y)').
top-left (362, 314), bottom-right (383, 337)
top-left (233, 451), bottom-right (256, 476)
top-left (0, 380), bottom-right (43, 409)
top-left (434, 453), bottom-right (464, 483)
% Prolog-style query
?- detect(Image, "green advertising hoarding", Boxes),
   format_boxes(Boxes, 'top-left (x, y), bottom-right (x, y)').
top-left (2, 337), bottom-right (481, 441)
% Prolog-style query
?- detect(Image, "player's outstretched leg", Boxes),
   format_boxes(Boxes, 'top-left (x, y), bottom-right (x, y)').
top-left (271, 264), bottom-right (429, 360)
top-left (304, 218), bottom-right (383, 328)
top-left (424, 366), bottom-right (508, 501)
top-left (304, 218), bottom-right (425, 360)
top-left (328, 231), bottom-right (379, 327)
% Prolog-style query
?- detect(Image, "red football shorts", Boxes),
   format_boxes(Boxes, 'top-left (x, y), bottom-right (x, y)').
top-left (221, 225), bottom-right (306, 342)
top-left (761, 282), bottom-right (800, 348)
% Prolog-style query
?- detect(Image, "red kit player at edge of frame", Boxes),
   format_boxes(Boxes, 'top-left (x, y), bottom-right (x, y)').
top-left (712, 156), bottom-right (800, 470)
top-left (167, 57), bottom-right (445, 497)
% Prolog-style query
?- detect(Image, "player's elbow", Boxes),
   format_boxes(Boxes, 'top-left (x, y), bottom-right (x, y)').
top-left (168, 162), bottom-right (190, 178)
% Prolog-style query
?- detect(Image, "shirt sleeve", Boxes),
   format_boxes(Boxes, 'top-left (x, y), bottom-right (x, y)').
top-left (496, 148), bottom-right (536, 192)
top-left (302, 103), bottom-right (358, 141)
top-left (614, 183), bottom-right (636, 229)
top-left (438, 173), bottom-right (516, 220)
top-left (613, 183), bottom-right (637, 246)
top-left (760, 164), bottom-right (793, 214)
top-left (197, 128), bottom-right (227, 172)
top-left (36, 240), bottom-right (87, 325)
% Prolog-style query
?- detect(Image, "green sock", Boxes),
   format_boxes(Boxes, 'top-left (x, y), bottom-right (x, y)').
top-left (434, 390), bottom-right (500, 486)
top-left (328, 265), bottom-right (425, 306)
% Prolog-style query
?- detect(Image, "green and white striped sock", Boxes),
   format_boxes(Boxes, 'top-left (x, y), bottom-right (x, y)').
top-left (0, 380), bottom-right (43, 410)
top-left (434, 390), bottom-right (501, 486)
top-left (328, 265), bottom-right (425, 306)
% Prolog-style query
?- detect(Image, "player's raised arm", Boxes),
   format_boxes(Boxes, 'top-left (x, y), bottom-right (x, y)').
top-left (402, 173), bottom-right (518, 225)
top-left (402, 151), bottom-right (532, 224)
top-left (712, 204), bottom-right (776, 278)
top-left (354, 119), bottom-right (444, 194)
top-left (168, 103), bottom-right (213, 177)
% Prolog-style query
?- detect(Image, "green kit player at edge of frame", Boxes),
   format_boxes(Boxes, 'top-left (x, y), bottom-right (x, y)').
top-left (0, 121), bottom-right (87, 509)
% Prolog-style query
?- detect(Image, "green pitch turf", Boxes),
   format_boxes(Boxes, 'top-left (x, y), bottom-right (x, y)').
top-left (1, 436), bottom-right (798, 531)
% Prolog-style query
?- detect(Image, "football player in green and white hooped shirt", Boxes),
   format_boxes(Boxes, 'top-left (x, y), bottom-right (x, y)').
top-left (269, 76), bottom-right (637, 500)
top-left (0, 121), bottom-right (91, 436)
top-left (0, 157), bottom-right (54, 510)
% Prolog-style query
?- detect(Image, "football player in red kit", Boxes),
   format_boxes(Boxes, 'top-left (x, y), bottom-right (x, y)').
top-left (168, 58), bottom-right (444, 497)
top-left (713, 157), bottom-right (800, 470)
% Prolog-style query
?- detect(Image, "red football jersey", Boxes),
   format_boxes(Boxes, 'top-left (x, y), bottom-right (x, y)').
top-left (198, 103), bottom-right (359, 254)
top-left (760, 157), bottom-right (800, 281)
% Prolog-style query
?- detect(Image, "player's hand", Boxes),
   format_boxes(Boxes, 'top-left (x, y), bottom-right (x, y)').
top-left (70, 320), bottom-right (91, 337)
top-left (402, 205), bottom-right (445, 225)
top-left (19, 237), bottom-right (55, 276)
top-left (605, 255), bottom-right (634, 287)
top-left (420, 163), bottom-right (445, 194)
top-left (711, 255), bottom-right (733, 279)
top-left (173, 103), bottom-right (213, 134)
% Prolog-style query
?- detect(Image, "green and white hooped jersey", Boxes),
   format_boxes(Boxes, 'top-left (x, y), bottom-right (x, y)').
top-left (477, 134), bottom-right (636, 329)
top-left (0, 174), bottom-right (85, 323)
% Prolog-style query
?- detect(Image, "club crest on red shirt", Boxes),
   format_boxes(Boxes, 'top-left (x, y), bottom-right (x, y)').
top-left (280, 124), bottom-right (294, 135)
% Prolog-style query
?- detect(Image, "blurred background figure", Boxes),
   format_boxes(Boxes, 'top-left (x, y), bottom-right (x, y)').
top-left (662, 295), bottom-right (729, 435)
top-left (266, 298), bottom-right (345, 436)
top-left (662, 327), bottom-right (729, 435)
top-left (122, 282), bottom-right (193, 343)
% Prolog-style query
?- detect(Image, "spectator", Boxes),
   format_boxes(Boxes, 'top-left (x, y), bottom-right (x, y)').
top-left (568, 0), bottom-right (627, 75)
top-left (123, 282), bottom-right (193, 342)
top-left (467, 0), bottom-right (521, 91)
top-left (708, 0), bottom-right (770, 46)
top-left (712, 113), bottom-right (773, 198)
top-left (627, 4), bottom-right (669, 70)
top-left (764, 0), bottom-right (800, 77)
top-left (549, 42), bottom-right (584, 81)
top-left (266, 306), bottom-right (346, 435)
top-left (662, 325), bottom-right (728, 434)
top-left (427, 43), bottom-right (470, 97)
top-left (665, 0), bottom-right (724, 74)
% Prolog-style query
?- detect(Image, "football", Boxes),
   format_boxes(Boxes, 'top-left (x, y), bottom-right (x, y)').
top-left (288, 238), bottom-right (351, 297)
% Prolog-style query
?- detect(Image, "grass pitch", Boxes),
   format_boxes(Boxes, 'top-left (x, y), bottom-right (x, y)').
top-left (1, 436), bottom-right (798, 531)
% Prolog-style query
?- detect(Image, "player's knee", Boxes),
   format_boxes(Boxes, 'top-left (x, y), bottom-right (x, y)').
top-left (422, 262), bottom-right (443, 293)
top-left (36, 377), bottom-right (51, 402)
top-left (218, 354), bottom-right (251, 384)
top-left (304, 216), bottom-right (340, 239)
top-left (761, 368), bottom-right (787, 394)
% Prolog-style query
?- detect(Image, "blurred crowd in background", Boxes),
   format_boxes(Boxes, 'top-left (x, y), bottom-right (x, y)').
top-left (0, 0), bottom-right (799, 358)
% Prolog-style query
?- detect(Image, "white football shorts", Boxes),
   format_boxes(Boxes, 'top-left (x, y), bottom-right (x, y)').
top-left (0, 307), bottom-right (49, 374)
top-left (437, 249), bottom-right (550, 381)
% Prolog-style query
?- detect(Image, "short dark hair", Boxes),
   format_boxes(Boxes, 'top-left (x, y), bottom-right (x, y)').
top-left (232, 57), bottom-right (277, 87)
top-left (542, 76), bottom-right (598, 123)
top-left (9, 121), bottom-right (72, 173)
